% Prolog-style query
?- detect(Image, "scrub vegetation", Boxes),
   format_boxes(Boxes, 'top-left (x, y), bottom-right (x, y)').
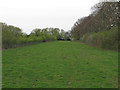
top-left (71, 2), bottom-right (119, 51)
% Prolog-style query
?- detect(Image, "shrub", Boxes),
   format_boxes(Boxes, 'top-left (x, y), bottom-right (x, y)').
top-left (81, 26), bottom-right (118, 51)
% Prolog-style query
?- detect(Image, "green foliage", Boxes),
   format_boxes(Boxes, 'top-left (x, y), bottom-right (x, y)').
top-left (2, 23), bottom-right (22, 48)
top-left (3, 41), bottom-right (118, 88)
top-left (71, 2), bottom-right (118, 39)
top-left (70, 2), bottom-right (118, 51)
top-left (81, 26), bottom-right (118, 50)
top-left (2, 23), bottom-right (70, 49)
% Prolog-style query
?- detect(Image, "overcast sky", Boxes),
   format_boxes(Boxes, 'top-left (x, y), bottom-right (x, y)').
top-left (0, 0), bottom-right (99, 34)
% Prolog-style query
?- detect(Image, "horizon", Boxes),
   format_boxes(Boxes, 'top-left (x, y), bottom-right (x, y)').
top-left (0, 0), bottom-right (99, 34)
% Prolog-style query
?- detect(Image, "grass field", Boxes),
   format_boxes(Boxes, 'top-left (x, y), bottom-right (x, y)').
top-left (2, 41), bottom-right (118, 88)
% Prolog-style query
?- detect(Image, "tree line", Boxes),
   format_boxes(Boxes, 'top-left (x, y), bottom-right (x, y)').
top-left (2, 23), bottom-right (71, 49)
top-left (1, 2), bottom-right (119, 51)
top-left (71, 2), bottom-right (119, 51)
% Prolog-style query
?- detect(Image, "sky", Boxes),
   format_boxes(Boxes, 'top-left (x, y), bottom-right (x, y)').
top-left (0, 0), bottom-right (99, 34)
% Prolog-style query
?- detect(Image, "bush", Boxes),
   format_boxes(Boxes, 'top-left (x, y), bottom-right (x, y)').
top-left (2, 23), bottom-right (67, 49)
top-left (81, 26), bottom-right (118, 51)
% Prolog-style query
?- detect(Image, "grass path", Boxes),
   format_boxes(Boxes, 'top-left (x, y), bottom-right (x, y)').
top-left (2, 41), bottom-right (118, 88)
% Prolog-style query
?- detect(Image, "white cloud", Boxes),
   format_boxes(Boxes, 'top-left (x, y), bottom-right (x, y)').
top-left (0, 0), bottom-right (99, 34)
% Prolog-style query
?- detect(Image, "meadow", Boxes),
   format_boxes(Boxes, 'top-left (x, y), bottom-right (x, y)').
top-left (2, 41), bottom-right (118, 88)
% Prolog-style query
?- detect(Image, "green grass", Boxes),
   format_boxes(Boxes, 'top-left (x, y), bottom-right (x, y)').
top-left (2, 41), bottom-right (118, 88)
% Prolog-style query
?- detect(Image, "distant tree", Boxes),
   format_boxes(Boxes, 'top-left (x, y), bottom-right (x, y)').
top-left (71, 2), bottom-right (118, 40)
